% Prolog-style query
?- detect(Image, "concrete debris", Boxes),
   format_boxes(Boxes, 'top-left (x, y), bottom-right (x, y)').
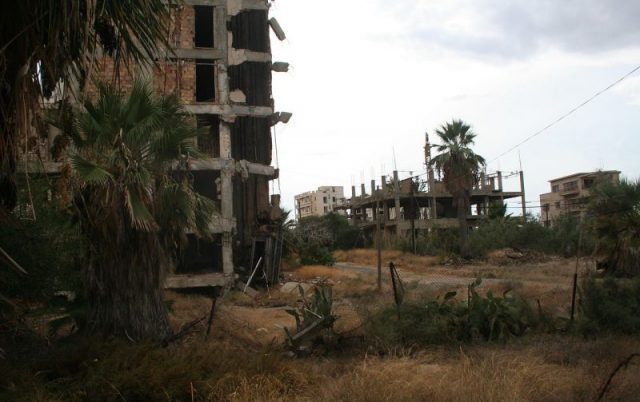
top-left (280, 282), bottom-right (314, 294)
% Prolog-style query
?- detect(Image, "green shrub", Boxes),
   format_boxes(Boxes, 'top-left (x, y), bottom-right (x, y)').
top-left (1, 176), bottom-right (84, 303)
top-left (467, 214), bottom-right (593, 258)
top-left (366, 279), bottom-right (536, 347)
top-left (578, 277), bottom-right (640, 335)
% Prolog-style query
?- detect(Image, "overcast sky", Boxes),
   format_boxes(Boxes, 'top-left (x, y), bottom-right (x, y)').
top-left (268, 0), bottom-right (640, 216)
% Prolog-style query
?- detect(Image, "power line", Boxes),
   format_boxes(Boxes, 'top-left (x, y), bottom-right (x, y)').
top-left (489, 63), bottom-right (640, 163)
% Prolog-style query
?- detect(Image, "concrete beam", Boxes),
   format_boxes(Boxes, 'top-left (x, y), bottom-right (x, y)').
top-left (156, 48), bottom-right (225, 60)
top-left (187, 158), bottom-right (276, 176)
top-left (229, 49), bottom-right (272, 65)
top-left (183, 0), bottom-right (226, 5)
top-left (227, 0), bottom-right (269, 16)
top-left (184, 104), bottom-right (273, 117)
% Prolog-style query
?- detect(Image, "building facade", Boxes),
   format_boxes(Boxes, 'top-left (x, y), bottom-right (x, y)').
top-left (21, 0), bottom-right (289, 288)
top-left (294, 186), bottom-right (346, 219)
top-left (539, 170), bottom-right (620, 227)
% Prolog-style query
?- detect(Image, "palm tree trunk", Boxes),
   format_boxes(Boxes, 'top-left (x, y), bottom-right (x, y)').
top-left (0, 61), bottom-right (19, 212)
top-left (86, 236), bottom-right (173, 341)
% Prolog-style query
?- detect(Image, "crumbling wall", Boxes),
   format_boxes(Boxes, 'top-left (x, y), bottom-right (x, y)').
top-left (228, 62), bottom-right (272, 106)
top-left (229, 10), bottom-right (270, 52)
top-left (153, 61), bottom-right (196, 104)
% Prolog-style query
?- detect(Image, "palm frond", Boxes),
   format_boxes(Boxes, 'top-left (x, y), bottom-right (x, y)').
top-left (70, 154), bottom-right (113, 185)
top-left (124, 186), bottom-right (157, 232)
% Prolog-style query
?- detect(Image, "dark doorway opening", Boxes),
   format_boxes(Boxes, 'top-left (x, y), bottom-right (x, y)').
top-left (196, 62), bottom-right (216, 102)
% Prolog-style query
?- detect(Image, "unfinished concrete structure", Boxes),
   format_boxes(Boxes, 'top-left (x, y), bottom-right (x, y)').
top-left (20, 0), bottom-right (288, 288)
top-left (294, 186), bottom-right (346, 219)
top-left (339, 134), bottom-right (525, 243)
top-left (539, 170), bottom-right (620, 227)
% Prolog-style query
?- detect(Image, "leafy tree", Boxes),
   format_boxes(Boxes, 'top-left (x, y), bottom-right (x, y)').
top-left (0, 0), bottom-right (174, 211)
top-left (428, 120), bottom-right (486, 257)
top-left (322, 213), bottom-right (360, 250)
top-left (588, 178), bottom-right (640, 276)
top-left (286, 216), bottom-right (335, 266)
top-left (488, 201), bottom-right (510, 220)
top-left (61, 83), bottom-right (215, 340)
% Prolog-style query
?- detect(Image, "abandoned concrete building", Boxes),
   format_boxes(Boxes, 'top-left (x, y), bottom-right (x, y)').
top-left (339, 134), bottom-right (526, 243)
top-left (539, 170), bottom-right (620, 227)
top-left (20, 0), bottom-right (289, 288)
top-left (294, 186), bottom-right (346, 219)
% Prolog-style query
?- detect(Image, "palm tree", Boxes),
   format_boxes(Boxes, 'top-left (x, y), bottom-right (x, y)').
top-left (1, 0), bottom-right (174, 211)
top-left (428, 120), bottom-right (485, 257)
top-left (588, 178), bottom-right (640, 277)
top-left (64, 83), bottom-right (216, 340)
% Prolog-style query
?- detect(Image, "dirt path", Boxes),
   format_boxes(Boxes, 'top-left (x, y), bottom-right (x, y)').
top-left (334, 261), bottom-right (507, 289)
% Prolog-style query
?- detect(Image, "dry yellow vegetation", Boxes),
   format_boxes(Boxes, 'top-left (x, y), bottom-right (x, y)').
top-left (5, 250), bottom-right (639, 401)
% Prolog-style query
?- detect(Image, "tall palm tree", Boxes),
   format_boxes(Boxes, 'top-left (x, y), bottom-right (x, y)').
top-left (64, 83), bottom-right (215, 340)
top-left (428, 120), bottom-right (485, 257)
top-left (0, 0), bottom-right (174, 211)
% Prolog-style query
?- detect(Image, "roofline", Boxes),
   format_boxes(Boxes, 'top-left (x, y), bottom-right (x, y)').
top-left (548, 170), bottom-right (621, 183)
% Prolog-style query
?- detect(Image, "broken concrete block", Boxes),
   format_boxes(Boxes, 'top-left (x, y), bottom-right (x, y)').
top-left (280, 282), bottom-right (314, 294)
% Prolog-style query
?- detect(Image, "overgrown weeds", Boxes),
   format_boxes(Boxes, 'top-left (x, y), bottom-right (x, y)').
top-left (578, 276), bottom-right (640, 335)
top-left (365, 279), bottom-right (537, 348)
top-left (1, 337), bottom-right (309, 401)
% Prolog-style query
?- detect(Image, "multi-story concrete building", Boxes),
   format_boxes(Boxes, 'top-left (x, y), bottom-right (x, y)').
top-left (338, 134), bottom-right (526, 244)
top-left (294, 186), bottom-right (346, 219)
top-left (539, 170), bottom-right (620, 227)
top-left (21, 0), bottom-right (289, 287)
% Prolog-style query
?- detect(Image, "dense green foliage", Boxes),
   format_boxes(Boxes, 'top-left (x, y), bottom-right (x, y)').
top-left (367, 279), bottom-right (535, 346)
top-left (468, 214), bottom-right (591, 258)
top-left (286, 213), bottom-right (358, 265)
top-left (0, 177), bottom-right (83, 305)
top-left (588, 178), bottom-right (640, 276)
top-left (394, 213), bottom-right (589, 258)
top-left (578, 277), bottom-right (640, 335)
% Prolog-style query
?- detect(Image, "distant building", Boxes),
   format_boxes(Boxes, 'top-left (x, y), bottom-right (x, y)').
top-left (539, 170), bottom-right (620, 227)
top-left (337, 134), bottom-right (526, 245)
top-left (294, 186), bottom-right (346, 219)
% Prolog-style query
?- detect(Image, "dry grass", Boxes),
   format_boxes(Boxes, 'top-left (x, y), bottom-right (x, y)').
top-left (291, 265), bottom-right (358, 281)
top-left (334, 248), bottom-right (439, 271)
top-left (6, 285), bottom-right (640, 401)
top-left (7, 256), bottom-right (639, 401)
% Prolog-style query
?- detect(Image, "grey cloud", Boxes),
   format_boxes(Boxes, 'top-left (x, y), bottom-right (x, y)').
top-left (377, 0), bottom-right (640, 60)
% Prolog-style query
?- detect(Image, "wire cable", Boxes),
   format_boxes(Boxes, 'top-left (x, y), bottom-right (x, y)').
top-left (489, 63), bottom-right (640, 163)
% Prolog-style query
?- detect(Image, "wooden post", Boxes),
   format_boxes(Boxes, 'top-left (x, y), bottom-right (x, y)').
top-left (376, 199), bottom-right (382, 291)
top-left (570, 228), bottom-right (583, 323)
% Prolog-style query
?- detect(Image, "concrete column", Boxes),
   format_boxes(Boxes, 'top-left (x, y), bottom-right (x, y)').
top-left (370, 179), bottom-right (375, 196)
top-left (351, 185), bottom-right (356, 199)
top-left (381, 176), bottom-right (388, 220)
top-left (220, 121), bottom-right (234, 277)
top-left (361, 183), bottom-right (366, 198)
top-left (393, 170), bottom-right (402, 231)
top-left (497, 171), bottom-right (503, 191)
